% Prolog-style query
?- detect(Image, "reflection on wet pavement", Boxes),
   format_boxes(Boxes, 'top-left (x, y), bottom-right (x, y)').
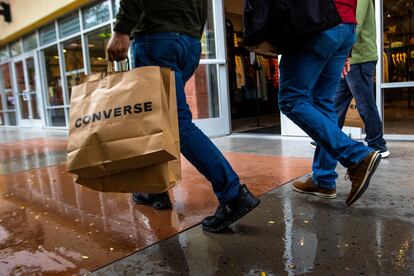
top-left (0, 139), bottom-right (67, 161)
top-left (95, 142), bottom-right (414, 275)
top-left (94, 183), bottom-right (414, 276)
top-left (0, 129), bottom-right (68, 145)
top-left (0, 139), bottom-right (68, 175)
top-left (0, 150), bottom-right (311, 274)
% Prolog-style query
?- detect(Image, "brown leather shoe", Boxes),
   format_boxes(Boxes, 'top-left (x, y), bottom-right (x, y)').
top-left (346, 151), bottom-right (381, 207)
top-left (292, 176), bottom-right (337, 199)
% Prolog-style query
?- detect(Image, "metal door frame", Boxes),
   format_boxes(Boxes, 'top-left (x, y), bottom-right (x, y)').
top-left (192, 0), bottom-right (232, 137)
top-left (11, 52), bottom-right (45, 127)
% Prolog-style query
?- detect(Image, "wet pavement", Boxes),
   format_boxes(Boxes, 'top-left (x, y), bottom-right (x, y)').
top-left (1, 128), bottom-right (414, 275)
top-left (0, 129), bottom-right (313, 275)
top-left (94, 140), bottom-right (414, 275)
top-left (0, 138), bottom-right (68, 175)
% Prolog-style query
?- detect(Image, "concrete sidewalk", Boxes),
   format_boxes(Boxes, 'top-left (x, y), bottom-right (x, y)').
top-left (95, 139), bottom-right (414, 275)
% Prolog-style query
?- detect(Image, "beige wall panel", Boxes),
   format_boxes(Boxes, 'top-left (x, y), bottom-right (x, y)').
top-left (0, 0), bottom-right (90, 45)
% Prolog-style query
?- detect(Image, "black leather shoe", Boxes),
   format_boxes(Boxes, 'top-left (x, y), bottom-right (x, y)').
top-left (132, 192), bottom-right (172, 210)
top-left (202, 185), bottom-right (260, 233)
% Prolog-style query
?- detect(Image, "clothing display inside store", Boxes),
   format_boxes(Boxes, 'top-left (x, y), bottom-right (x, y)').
top-left (383, 42), bottom-right (414, 83)
top-left (233, 49), bottom-right (279, 102)
top-left (226, 14), bottom-right (280, 134)
top-left (383, 0), bottom-right (414, 134)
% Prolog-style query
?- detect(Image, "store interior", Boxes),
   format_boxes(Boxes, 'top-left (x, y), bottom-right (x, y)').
top-left (224, 0), bottom-right (281, 134)
top-left (383, 0), bottom-right (414, 134)
top-left (224, 0), bottom-right (414, 136)
top-left (42, 27), bottom-right (110, 127)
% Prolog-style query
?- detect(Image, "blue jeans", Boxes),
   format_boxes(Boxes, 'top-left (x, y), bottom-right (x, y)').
top-left (335, 62), bottom-right (387, 151)
top-left (316, 62), bottom-right (387, 189)
top-left (132, 33), bottom-right (240, 203)
top-left (278, 24), bottom-right (373, 189)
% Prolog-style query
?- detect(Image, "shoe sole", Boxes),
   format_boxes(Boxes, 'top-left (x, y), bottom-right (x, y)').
top-left (292, 185), bottom-right (337, 199)
top-left (380, 151), bottom-right (390, 158)
top-left (346, 151), bottom-right (382, 207)
top-left (202, 198), bottom-right (261, 233)
top-left (151, 202), bottom-right (172, 210)
top-left (132, 197), bottom-right (172, 210)
top-left (132, 197), bottom-right (150, 205)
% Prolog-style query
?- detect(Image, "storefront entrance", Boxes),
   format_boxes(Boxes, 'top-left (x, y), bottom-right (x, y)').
top-left (224, 0), bottom-right (281, 135)
top-left (2, 0), bottom-right (414, 139)
top-left (378, 0), bottom-right (414, 137)
top-left (12, 54), bottom-right (43, 127)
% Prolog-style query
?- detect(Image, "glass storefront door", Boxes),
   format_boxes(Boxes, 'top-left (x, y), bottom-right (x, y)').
top-left (192, 0), bottom-right (232, 136)
top-left (0, 63), bottom-right (17, 126)
top-left (378, 0), bottom-right (414, 137)
top-left (12, 55), bottom-right (43, 127)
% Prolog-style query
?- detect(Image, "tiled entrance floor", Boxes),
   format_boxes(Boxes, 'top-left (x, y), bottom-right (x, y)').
top-left (0, 129), bottom-right (311, 274)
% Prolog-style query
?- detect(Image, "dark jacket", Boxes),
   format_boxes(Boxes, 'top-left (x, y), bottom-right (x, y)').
top-left (243, 0), bottom-right (341, 53)
top-left (114, 0), bottom-right (207, 40)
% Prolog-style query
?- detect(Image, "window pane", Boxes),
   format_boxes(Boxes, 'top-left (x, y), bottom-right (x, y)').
top-left (6, 112), bottom-right (17, 125)
top-left (112, 0), bottom-right (120, 16)
top-left (26, 58), bottom-right (36, 91)
top-left (0, 64), bottom-right (12, 90)
top-left (1, 64), bottom-right (16, 111)
top-left (63, 37), bottom-right (85, 101)
top-left (201, 1), bottom-right (216, 59)
top-left (384, 87), bottom-right (414, 134)
top-left (15, 61), bottom-right (25, 92)
top-left (40, 24), bottom-right (57, 46)
top-left (48, 108), bottom-right (66, 127)
top-left (86, 27), bottom-right (111, 73)
top-left (19, 94), bottom-right (30, 119)
top-left (43, 46), bottom-right (64, 106)
top-left (30, 94), bottom-right (41, 120)
top-left (185, 64), bottom-right (220, 119)
top-left (59, 13), bottom-right (81, 38)
top-left (383, 0), bottom-right (414, 83)
top-left (0, 47), bottom-right (9, 62)
top-left (0, 111), bottom-right (16, 126)
top-left (11, 41), bottom-right (22, 57)
top-left (23, 33), bottom-right (38, 52)
top-left (25, 58), bottom-right (41, 120)
top-left (83, 2), bottom-right (110, 29)
top-left (6, 91), bottom-right (16, 110)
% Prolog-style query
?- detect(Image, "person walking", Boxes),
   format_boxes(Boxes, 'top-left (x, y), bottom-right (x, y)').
top-left (335, 0), bottom-right (389, 158)
top-left (303, 0), bottom-right (389, 200)
top-left (311, 0), bottom-right (389, 157)
top-left (278, 0), bottom-right (382, 206)
top-left (107, 0), bottom-right (260, 233)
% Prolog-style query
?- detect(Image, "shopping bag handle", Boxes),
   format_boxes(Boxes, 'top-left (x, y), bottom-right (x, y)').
top-left (118, 58), bottom-right (130, 71)
top-left (100, 58), bottom-right (130, 77)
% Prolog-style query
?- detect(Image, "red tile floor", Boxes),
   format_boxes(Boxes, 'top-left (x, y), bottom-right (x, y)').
top-left (0, 138), bottom-right (68, 161)
top-left (0, 138), bottom-right (311, 274)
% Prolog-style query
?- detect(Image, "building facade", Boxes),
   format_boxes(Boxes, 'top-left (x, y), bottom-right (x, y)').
top-left (0, 0), bottom-right (413, 139)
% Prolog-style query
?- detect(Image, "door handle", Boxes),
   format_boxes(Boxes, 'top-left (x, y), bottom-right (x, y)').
top-left (22, 90), bottom-right (30, 101)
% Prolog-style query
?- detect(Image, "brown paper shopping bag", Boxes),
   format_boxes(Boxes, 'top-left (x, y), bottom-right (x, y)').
top-left (67, 66), bottom-right (180, 179)
top-left (74, 158), bottom-right (181, 193)
top-left (344, 98), bottom-right (365, 129)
